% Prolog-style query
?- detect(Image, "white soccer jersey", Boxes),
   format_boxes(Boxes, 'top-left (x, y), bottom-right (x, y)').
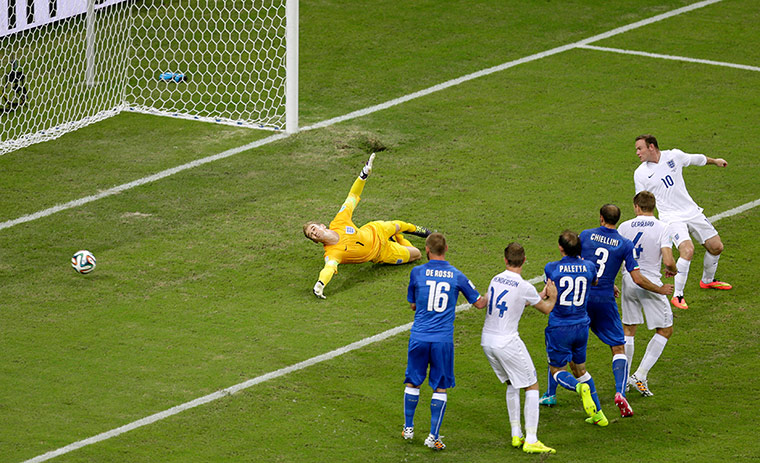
top-left (618, 215), bottom-right (671, 281)
top-left (481, 269), bottom-right (540, 344)
top-left (633, 148), bottom-right (707, 223)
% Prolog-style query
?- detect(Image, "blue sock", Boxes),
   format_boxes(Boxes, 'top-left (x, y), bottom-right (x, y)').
top-left (546, 366), bottom-right (558, 396)
top-left (430, 392), bottom-right (447, 438)
top-left (555, 371), bottom-right (579, 391)
top-left (583, 375), bottom-right (602, 411)
top-left (404, 387), bottom-right (420, 427)
top-left (612, 354), bottom-right (628, 396)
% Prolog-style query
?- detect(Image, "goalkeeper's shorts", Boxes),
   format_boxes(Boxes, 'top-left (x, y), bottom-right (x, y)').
top-left (367, 221), bottom-right (412, 265)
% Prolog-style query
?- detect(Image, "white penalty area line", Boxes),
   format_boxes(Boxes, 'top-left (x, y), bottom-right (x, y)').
top-left (20, 196), bottom-right (759, 463)
top-left (0, 0), bottom-right (724, 233)
top-left (578, 44), bottom-right (760, 72)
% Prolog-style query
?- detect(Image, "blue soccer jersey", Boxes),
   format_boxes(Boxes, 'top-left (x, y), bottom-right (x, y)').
top-left (407, 259), bottom-right (481, 342)
top-left (543, 256), bottom-right (597, 327)
top-left (580, 226), bottom-right (639, 294)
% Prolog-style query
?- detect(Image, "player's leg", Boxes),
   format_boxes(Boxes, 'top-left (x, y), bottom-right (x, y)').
top-left (482, 344), bottom-right (523, 447)
top-left (521, 382), bottom-right (556, 454)
top-left (539, 366), bottom-right (558, 406)
top-left (670, 222), bottom-right (693, 309)
top-left (696, 219), bottom-right (731, 289)
top-left (621, 274), bottom-right (642, 384)
top-left (590, 296), bottom-right (631, 403)
top-left (424, 342), bottom-right (454, 450)
top-left (391, 220), bottom-right (433, 238)
top-left (403, 339), bottom-right (430, 439)
top-left (632, 292), bottom-right (673, 396)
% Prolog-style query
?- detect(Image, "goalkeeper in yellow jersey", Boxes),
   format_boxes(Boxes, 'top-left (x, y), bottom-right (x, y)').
top-left (304, 153), bottom-right (433, 299)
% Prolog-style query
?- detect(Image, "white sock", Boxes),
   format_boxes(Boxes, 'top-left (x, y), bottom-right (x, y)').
top-left (674, 257), bottom-right (691, 297)
top-left (702, 252), bottom-right (721, 283)
top-left (506, 384), bottom-right (522, 437)
top-left (635, 334), bottom-right (669, 380)
top-left (624, 336), bottom-right (635, 373)
top-left (524, 389), bottom-right (539, 444)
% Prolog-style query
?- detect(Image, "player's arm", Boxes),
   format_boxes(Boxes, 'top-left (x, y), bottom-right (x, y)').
top-left (472, 295), bottom-right (487, 309)
top-left (343, 153), bottom-right (376, 209)
top-left (312, 259), bottom-right (339, 299)
top-left (630, 268), bottom-right (673, 295)
top-left (662, 246), bottom-right (677, 277)
top-left (533, 279), bottom-right (556, 314)
top-left (705, 156), bottom-right (728, 167)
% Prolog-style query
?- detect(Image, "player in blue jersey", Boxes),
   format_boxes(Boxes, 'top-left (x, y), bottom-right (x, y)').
top-left (403, 233), bottom-right (486, 450)
top-left (541, 205), bottom-right (673, 418)
top-left (542, 230), bottom-right (607, 426)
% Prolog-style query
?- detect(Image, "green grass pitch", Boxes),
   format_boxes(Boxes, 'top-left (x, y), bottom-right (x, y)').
top-left (1, 0), bottom-right (759, 462)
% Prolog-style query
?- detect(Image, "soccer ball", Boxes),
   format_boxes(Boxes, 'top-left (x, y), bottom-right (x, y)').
top-left (71, 250), bottom-right (96, 274)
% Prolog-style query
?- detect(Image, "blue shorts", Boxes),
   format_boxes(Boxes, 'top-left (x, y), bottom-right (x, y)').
top-left (544, 323), bottom-right (589, 368)
top-left (587, 294), bottom-right (625, 347)
top-left (404, 338), bottom-right (455, 390)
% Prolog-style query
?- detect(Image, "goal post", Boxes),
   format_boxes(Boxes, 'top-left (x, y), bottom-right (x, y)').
top-left (0, 0), bottom-right (299, 156)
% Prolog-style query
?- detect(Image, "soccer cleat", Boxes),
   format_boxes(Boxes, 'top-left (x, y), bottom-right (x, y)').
top-left (402, 426), bottom-right (414, 440)
top-left (408, 225), bottom-right (433, 238)
top-left (511, 436), bottom-right (525, 448)
top-left (614, 392), bottom-right (634, 418)
top-left (585, 410), bottom-right (609, 427)
top-left (699, 279), bottom-right (732, 290)
top-left (423, 434), bottom-right (445, 450)
top-left (576, 382), bottom-right (596, 417)
top-left (630, 374), bottom-right (654, 397)
top-left (538, 392), bottom-right (557, 407)
top-left (671, 295), bottom-right (689, 310)
top-left (523, 441), bottom-right (557, 454)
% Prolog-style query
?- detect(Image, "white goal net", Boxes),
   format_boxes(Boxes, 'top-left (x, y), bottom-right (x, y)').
top-left (0, 0), bottom-right (297, 156)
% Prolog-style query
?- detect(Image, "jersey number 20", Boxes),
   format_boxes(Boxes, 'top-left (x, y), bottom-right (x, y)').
top-left (558, 276), bottom-right (588, 307)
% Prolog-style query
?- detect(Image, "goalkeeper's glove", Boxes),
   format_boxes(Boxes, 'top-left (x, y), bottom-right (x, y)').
top-left (313, 281), bottom-right (326, 299)
top-left (359, 153), bottom-right (375, 180)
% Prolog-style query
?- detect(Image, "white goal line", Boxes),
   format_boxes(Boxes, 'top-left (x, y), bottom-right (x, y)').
top-left (577, 44), bottom-right (760, 72)
top-left (0, 0), bottom-right (724, 232)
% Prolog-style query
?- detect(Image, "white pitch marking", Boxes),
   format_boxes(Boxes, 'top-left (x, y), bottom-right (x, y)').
top-left (578, 44), bottom-right (760, 72)
top-left (0, 0), bottom-right (723, 232)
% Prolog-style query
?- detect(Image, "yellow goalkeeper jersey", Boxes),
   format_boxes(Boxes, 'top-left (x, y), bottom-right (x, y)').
top-left (323, 193), bottom-right (382, 264)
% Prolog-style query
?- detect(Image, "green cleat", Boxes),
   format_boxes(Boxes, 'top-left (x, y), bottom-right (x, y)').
top-left (511, 436), bottom-right (525, 448)
top-left (523, 440), bottom-right (557, 454)
top-left (585, 410), bottom-right (609, 427)
top-left (408, 225), bottom-right (433, 238)
top-left (538, 392), bottom-right (557, 407)
top-left (576, 382), bottom-right (596, 417)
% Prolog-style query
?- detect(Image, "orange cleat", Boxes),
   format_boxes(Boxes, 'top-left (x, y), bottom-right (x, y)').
top-left (671, 296), bottom-right (689, 310)
top-left (699, 279), bottom-right (732, 290)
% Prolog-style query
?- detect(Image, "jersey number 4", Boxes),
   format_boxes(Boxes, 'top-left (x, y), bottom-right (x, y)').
top-left (425, 280), bottom-right (451, 312)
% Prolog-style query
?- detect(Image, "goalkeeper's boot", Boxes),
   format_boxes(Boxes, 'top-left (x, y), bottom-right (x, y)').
top-left (408, 225), bottom-right (433, 238)
top-left (670, 295), bottom-right (688, 310)
top-left (423, 434), bottom-right (445, 450)
top-left (576, 382), bottom-right (596, 418)
top-left (402, 426), bottom-right (414, 440)
top-left (630, 374), bottom-right (654, 397)
top-left (699, 279), bottom-right (732, 290)
top-left (538, 392), bottom-right (557, 407)
top-left (523, 441), bottom-right (556, 454)
top-left (511, 436), bottom-right (525, 448)
top-left (585, 410), bottom-right (609, 427)
top-left (614, 392), bottom-right (634, 418)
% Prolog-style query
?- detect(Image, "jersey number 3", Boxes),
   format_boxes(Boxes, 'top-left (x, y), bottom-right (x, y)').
top-left (425, 280), bottom-right (451, 312)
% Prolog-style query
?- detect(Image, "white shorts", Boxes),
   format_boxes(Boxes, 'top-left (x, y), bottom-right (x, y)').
top-left (481, 335), bottom-right (537, 389)
top-left (621, 273), bottom-right (673, 330)
top-left (668, 214), bottom-right (718, 247)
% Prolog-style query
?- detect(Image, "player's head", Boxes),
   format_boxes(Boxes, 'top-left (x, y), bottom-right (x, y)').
top-left (635, 134), bottom-right (660, 162)
top-left (504, 242), bottom-right (526, 268)
top-left (633, 190), bottom-right (656, 214)
top-left (600, 203), bottom-right (621, 226)
top-left (558, 229), bottom-right (581, 257)
top-left (425, 233), bottom-right (447, 259)
top-left (303, 221), bottom-right (327, 243)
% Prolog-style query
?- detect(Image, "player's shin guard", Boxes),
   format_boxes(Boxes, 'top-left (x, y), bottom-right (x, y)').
top-left (506, 385), bottom-right (522, 438)
top-left (636, 333), bottom-right (668, 380)
top-left (702, 252), bottom-right (721, 283)
top-left (554, 371), bottom-right (579, 391)
top-left (430, 393), bottom-right (447, 439)
top-left (524, 389), bottom-right (539, 445)
top-left (612, 354), bottom-right (628, 396)
top-left (674, 257), bottom-right (691, 296)
top-left (404, 387), bottom-right (420, 428)
top-left (577, 372), bottom-right (601, 411)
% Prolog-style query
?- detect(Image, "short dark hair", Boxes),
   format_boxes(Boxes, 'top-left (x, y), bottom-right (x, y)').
top-left (426, 233), bottom-right (447, 256)
top-left (634, 191), bottom-right (656, 212)
top-left (635, 134), bottom-right (658, 149)
top-left (558, 229), bottom-right (581, 257)
top-left (504, 242), bottom-right (526, 267)
top-left (600, 204), bottom-right (621, 225)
